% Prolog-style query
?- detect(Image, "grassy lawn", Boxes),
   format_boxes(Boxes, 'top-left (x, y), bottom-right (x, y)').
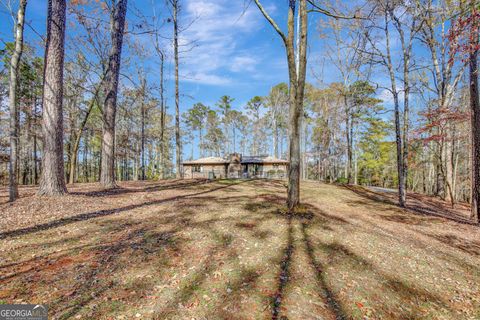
top-left (0, 179), bottom-right (479, 319)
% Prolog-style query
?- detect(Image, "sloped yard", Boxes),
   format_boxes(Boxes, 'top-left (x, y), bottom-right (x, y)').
top-left (0, 179), bottom-right (479, 319)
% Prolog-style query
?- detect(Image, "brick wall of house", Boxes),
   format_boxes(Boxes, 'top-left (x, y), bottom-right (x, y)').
top-left (183, 163), bottom-right (288, 179)
top-left (184, 164), bottom-right (228, 179)
top-left (252, 164), bottom-right (288, 178)
top-left (263, 164), bottom-right (288, 175)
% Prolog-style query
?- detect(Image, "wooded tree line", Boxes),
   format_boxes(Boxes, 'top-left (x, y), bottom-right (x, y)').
top-left (0, 0), bottom-right (479, 222)
top-left (0, 0), bottom-right (181, 196)
top-left (252, 0), bottom-right (479, 220)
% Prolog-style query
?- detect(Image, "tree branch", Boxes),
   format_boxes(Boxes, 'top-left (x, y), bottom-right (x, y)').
top-left (307, 0), bottom-right (364, 19)
top-left (253, 0), bottom-right (287, 46)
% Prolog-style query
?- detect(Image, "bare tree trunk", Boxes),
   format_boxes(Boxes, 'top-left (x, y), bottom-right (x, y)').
top-left (159, 53), bottom-right (166, 179)
top-left (391, 4), bottom-right (414, 207)
top-left (445, 125), bottom-right (456, 207)
top-left (303, 118), bottom-right (308, 180)
top-left (8, 0), bottom-right (27, 201)
top-left (83, 129), bottom-right (89, 181)
top-left (38, 0), bottom-right (67, 196)
top-left (402, 55), bottom-right (410, 201)
top-left (280, 132), bottom-right (283, 157)
top-left (231, 124), bottom-right (236, 153)
top-left (69, 94), bottom-right (97, 184)
top-left (33, 124), bottom-right (38, 184)
top-left (344, 97), bottom-right (352, 183)
top-left (287, 0), bottom-right (307, 211)
top-left (172, 0), bottom-right (182, 178)
top-left (140, 77), bottom-right (146, 180)
top-left (254, 0), bottom-right (307, 211)
top-left (152, 2), bottom-right (166, 180)
top-left (354, 151), bottom-right (358, 185)
top-left (274, 118), bottom-right (279, 158)
top-left (65, 99), bottom-right (75, 183)
top-left (384, 11), bottom-right (406, 207)
top-left (133, 141), bottom-right (139, 180)
top-left (470, 10), bottom-right (480, 223)
top-left (100, 0), bottom-right (127, 188)
top-left (199, 127), bottom-right (203, 158)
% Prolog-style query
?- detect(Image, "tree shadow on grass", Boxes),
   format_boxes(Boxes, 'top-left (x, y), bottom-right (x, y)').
top-left (151, 223), bottom-right (251, 319)
top-left (205, 267), bottom-right (263, 319)
top-left (152, 246), bottom-right (220, 318)
top-left (271, 214), bottom-right (294, 320)
top-left (55, 226), bottom-right (188, 319)
top-left (342, 185), bottom-right (480, 260)
top-left (0, 181), bottom-right (249, 240)
top-left (251, 199), bottom-right (349, 320)
top-left (428, 233), bottom-right (480, 256)
top-left (54, 228), bottom-right (152, 319)
top-left (2, 179), bottom-right (462, 319)
top-left (317, 240), bottom-right (448, 318)
top-left (343, 185), bottom-right (477, 226)
top-left (257, 196), bottom-right (453, 319)
top-left (0, 223), bottom-right (183, 319)
top-left (2, 199), bottom-right (246, 319)
top-left (300, 221), bottom-right (347, 320)
top-left (69, 179), bottom-right (212, 197)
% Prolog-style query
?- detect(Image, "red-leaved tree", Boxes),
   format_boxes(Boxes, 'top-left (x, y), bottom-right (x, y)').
top-left (448, 1), bottom-right (480, 222)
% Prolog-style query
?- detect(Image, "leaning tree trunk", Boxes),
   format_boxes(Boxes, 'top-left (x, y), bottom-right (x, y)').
top-left (69, 93), bottom-right (97, 184)
top-left (8, 0), bottom-right (27, 201)
top-left (38, 0), bottom-right (67, 196)
top-left (470, 12), bottom-right (480, 223)
top-left (100, 0), bottom-right (127, 188)
top-left (173, 0), bottom-right (182, 178)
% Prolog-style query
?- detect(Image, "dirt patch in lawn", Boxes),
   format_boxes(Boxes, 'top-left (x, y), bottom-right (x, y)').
top-left (0, 179), bottom-right (479, 319)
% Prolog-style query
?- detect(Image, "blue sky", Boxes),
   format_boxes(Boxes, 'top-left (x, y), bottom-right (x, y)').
top-left (0, 0), bottom-right (350, 111)
top-left (2, 0), bottom-right (447, 161)
top-left (0, 0), bottom-right (401, 161)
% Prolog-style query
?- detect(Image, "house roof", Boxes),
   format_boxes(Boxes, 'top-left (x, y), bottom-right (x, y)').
top-left (183, 157), bottom-right (230, 165)
top-left (241, 156), bottom-right (289, 164)
top-left (183, 155), bottom-right (289, 165)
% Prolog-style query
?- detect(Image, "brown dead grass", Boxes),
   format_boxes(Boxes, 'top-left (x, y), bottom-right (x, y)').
top-left (0, 179), bottom-right (479, 319)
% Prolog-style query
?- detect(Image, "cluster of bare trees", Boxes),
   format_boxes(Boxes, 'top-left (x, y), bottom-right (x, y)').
top-left (1, 0), bottom-right (186, 199)
top-left (359, 0), bottom-right (479, 221)
top-left (182, 89), bottom-right (289, 159)
top-left (252, 0), bottom-right (479, 220)
top-left (1, 0), bottom-right (479, 221)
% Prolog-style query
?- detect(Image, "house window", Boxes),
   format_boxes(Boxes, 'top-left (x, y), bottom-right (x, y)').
top-left (273, 164), bottom-right (279, 168)
top-left (193, 165), bottom-right (202, 172)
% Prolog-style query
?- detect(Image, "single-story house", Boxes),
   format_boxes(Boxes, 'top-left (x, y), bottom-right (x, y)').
top-left (183, 153), bottom-right (289, 179)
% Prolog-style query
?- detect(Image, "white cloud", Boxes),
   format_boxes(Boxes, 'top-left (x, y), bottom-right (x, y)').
top-left (230, 55), bottom-right (259, 73)
top-left (180, 0), bottom-right (265, 85)
top-left (186, 1), bottom-right (222, 18)
top-left (378, 88), bottom-right (394, 104)
top-left (378, 86), bottom-right (404, 105)
top-left (182, 72), bottom-right (232, 86)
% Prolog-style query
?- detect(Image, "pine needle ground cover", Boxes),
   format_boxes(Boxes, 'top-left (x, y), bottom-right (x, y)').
top-left (0, 179), bottom-right (479, 319)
